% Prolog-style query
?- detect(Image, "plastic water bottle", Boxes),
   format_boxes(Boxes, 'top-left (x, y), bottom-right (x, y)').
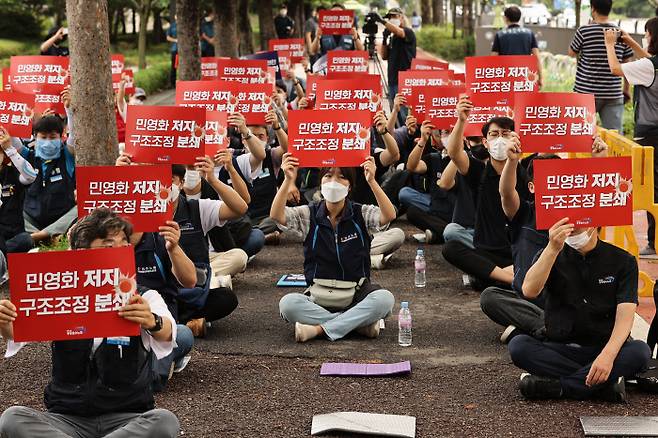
top-left (398, 302), bottom-right (412, 347)
top-left (414, 249), bottom-right (426, 288)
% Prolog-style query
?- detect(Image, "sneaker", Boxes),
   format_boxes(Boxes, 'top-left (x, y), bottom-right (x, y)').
top-left (186, 318), bottom-right (207, 338)
top-left (412, 233), bottom-right (427, 243)
top-left (425, 229), bottom-right (435, 244)
top-left (639, 245), bottom-right (657, 259)
top-left (518, 373), bottom-right (562, 399)
top-left (371, 253), bottom-right (393, 270)
top-left (215, 274), bottom-right (233, 290)
top-left (167, 361), bottom-right (175, 380)
top-left (295, 322), bottom-right (319, 342)
top-left (597, 377), bottom-right (626, 403)
top-left (500, 325), bottom-right (520, 344)
top-left (264, 231), bottom-right (281, 245)
top-left (247, 255), bottom-right (256, 264)
top-left (173, 355), bottom-right (191, 374)
top-left (356, 320), bottom-right (381, 338)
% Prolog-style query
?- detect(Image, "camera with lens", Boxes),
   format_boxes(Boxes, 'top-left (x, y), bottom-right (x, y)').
top-left (362, 12), bottom-right (380, 36)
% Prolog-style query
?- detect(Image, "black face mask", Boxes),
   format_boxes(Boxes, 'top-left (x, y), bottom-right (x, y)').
top-left (469, 144), bottom-right (489, 161)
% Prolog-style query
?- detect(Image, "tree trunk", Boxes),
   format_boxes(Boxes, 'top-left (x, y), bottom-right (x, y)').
top-left (237, 0), bottom-right (254, 55)
top-left (432, 0), bottom-right (444, 25)
top-left (151, 6), bottom-right (166, 44)
top-left (131, 8), bottom-right (136, 34)
top-left (462, 0), bottom-right (472, 36)
top-left (575, 0), bottom-right (581, 28)
top-left (258, 0), bottom-right (275, 51)
top-left (421, 0), bottom-right (432, 27)
top-left (176, 0), bottom-right (201, 81)
top-left (214, 0), bottom-right (238, 58)
top-left (120, 9), bottom-right (126, 35)
top-left (65, 0), bottom-right (117, 166)
top-left (288, 0), bottom-right (304, 38)
top-left (111, 8), bottom-right (121, 42)
top-left (54, 0), bottom-right (66, 27)
top-left (452, 0), bottom-right (457, 38)
top-left (137, 0), bottom-right (151, 70)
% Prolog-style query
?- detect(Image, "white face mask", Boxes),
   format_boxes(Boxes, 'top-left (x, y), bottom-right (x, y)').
top-left (487, 137), bottom-right (509, 161)
top-left (280, 9), bottom-right (287, 16)
top-left (183, 170), bottom-right (201, 190)
top-left (389, 18), bottom-right (401, 27)
top-left (321, 181), bottom-right (349, 203)
top-left (565, 230), bottom-right (593, 250)
top-left (642, 37), bottom-right (650, 50)
top-left (129, 98), bottom-right (144, 105)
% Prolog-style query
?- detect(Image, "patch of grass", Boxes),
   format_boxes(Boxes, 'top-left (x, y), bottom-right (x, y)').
top-left (0, 39), bottom-right (40, 68)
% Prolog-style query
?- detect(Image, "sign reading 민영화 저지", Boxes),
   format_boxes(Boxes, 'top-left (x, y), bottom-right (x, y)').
top-left (0, 91), bottom-right (35, 137)
top-left (124, 105), bottom-right (206, 165)
top-left (411, 58), bottom-right (449, 71)
top-left (288, 109), bottom-right (372, 168)
top-left (415, 85), bottom-right (466, 129)
top-left (318, 10), bottom-right (354, 35)
top-left (514, 92), bottom-right (596, 153)
top-left (533, 157), bottom-right (633, 230)
top-left (268, 38), bottom-right (305, 62)
top-left (8, 245), bottom-right (141, 342)
top-left (216, 59), bottom-right (274, 85)
top-left (75, 164), bottom-right (173, 232)
top-left (9, 55), bottom-right (69, 114)
top-left (464, 55), bottom-right (539, 107)
top-left (314, 76), bottom-right (383, 113)
top-left (327, 50), bottom-right (369, 79)
top-left (175, 80), bottom-right (272, 125)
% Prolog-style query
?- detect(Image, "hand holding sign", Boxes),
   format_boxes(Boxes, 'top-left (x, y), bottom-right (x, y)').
top-left (406, 114), bottom-right (418, 135)
top-left (506, 132), bottom-right (522, 162)
top-left (281, 152), bottom-right (299, 182)
top-left (195, 155), bottom-right (216, 181)
top-left (547, 217), bottom-right (575, 253)
top-left (457, 94), bottom-right (473, 122)
top-left (592, 136), bottom-right (608, 157)
top-left (159, 220), bottom-right (181, 251)
top-left (0, 299), bottom-right (17, 325)
top-left (362, 156), bottom-right (376, 184)
top-left (118, 294), bottom-right (156, 329)
top-left (228, 112), bottom-right (248, 135)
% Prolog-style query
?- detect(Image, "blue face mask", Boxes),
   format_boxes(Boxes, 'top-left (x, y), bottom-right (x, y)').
top-left (35, 138), bottom-right (62, 160)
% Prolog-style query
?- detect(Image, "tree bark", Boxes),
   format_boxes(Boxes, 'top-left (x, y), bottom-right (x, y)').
top-left (432, 0), bottom-right (444, 25)
top-left (258, 0), bottom-right (275, 51)
top-left (288, 0), bottom-right (304, 38)
top-left (421, 0), bottom-right (432, 27)
top-left (176, 0), bottom-right (201, 81)
top-left (137, 0), bottom-right (151, 70)
top-left (214, 0), bottom-right (238, 58)
top-left (151, 6), bottom-right (166, 44)
top-left (462, 0), bottom-right (472, 36)
top-left (131, 7), bottom-right (136, 35)
top-left (575, 0), bottom-right (581, 28)
top-left (65, 0), bottom-right (118, 166)
top-left (237, 0), bottom-right (254, 55)
top-left (452, 0), bottom-right (457, 38)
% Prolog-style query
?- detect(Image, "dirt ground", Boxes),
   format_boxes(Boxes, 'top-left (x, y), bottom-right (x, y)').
top-left (2, 220), bottom-right (658, 438)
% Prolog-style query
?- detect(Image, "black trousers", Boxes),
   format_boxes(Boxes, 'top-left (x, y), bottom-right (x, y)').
top-left (638, 136), bottom-right (658, 248)
top-left (170, 52), bottom-right (177, 88)
top-left (406, 206), bottom-right (448, 243)
top-left (179, 287), bottom-right (238, 323)
top-left (442, 240), bottom-right (513, 286)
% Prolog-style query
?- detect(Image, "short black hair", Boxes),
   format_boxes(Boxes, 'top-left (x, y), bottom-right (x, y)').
top-left (331, 3), bottom-right (345, 9)
top-left (591, 0), bottom-right (612, 16)
top-left (482, 116), bottom-right (514, 137)
top-left (526, 154), bottom-right (560, 183)
top-left (172, 164), bottom-right (186, 180)
top-left (504, 6), bottom-right (522, 23)
top-left (33, 115), bottom-right (64, 136)
top-left (319, 167), bottom-right (357, 193)
top-left (69, 208), bottom-right (133, 249)
top-left (646, 17), bottom-right (658, 55)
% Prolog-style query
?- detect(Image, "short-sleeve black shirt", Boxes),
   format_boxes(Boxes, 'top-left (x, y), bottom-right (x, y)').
top-left (491, 24), bottom-right (538, 55)
top-left (509, 200), bottom-right (548, 294)
top-left (387, 27), bottom-right (417, 87)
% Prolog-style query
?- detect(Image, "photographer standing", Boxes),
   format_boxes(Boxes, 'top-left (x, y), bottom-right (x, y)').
top-left (377, 8), bottom-right (417, 124)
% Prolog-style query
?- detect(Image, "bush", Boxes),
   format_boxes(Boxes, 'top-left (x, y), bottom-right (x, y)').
top-left (0, 2), bottom-right (41, 40)
top-left (134, 60), bottom-right (171, 95)
top-left (0, 39), bottom-right (40, 68)
top-left (416, 25), bottom-right (475, 61)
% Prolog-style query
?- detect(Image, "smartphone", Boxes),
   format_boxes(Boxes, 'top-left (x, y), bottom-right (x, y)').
top-left (62, 27), bottom-right (68, 36)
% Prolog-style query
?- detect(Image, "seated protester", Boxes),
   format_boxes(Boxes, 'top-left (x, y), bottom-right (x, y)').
top-left (442, 96), bottom-right (529, 290)
top-left (309, 4), bottom-right (365, 57)
top-left (171, 160), bottom-right (248, 336)
top-left (509, 218), bottom-right (651, 402)
top-left (350, 111), bottom-right (405, 269)
top-left (273, 154), bottom-right (396, 342)
top-left (0, 127), bottom-right (37, 255)
top-left (400, 120), bottom-right (455, 244)
top-left (0, 209), bottom-right (180, 438)
top-left (277, 76), bottom-right (306, 111)
top-left (20, 108), bottom-right (78, 245)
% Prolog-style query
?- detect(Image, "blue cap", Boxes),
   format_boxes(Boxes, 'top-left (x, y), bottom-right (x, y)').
top-left (401, 301), bottom-right (409, 308)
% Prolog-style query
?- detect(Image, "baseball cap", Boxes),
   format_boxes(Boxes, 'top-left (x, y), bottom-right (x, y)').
top-left (133, 88), bottom-right (146, 99)
top-left (384, 7), bottom-right (404, 18)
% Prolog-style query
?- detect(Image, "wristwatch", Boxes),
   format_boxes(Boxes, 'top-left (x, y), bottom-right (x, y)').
top-left (147, 313), bottom-right (163, 334)
top-left (377, 127), bottom-right (389, 135)
top-left (242, 129), bottom-right (253, 141)
top-left (274, 125), bottom-right (282, 131)
top-left (293, 80), bottom-right (300, 86)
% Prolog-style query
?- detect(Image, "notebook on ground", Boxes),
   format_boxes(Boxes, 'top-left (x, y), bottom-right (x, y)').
top-left (320, 361), bottom-right (411, 377)
top-left (276, 274), bottom-right (307, 287)
top-left (580, 416), bottom-right (658, 436)
top-left (311, 412), bottom-right (416, 437)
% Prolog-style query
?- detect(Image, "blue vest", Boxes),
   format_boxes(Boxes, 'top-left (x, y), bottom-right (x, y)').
top-left (248, 150), bottom-right (278, 219)
top-left (134, 233), bottom-right (179, 320)
top-left (303, 200), bottom-right (371, 284)
top-left (174, 196), bottom-right (209, 265)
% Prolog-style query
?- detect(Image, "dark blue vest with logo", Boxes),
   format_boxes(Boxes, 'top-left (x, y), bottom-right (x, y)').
top-left (248, 149), bottom-right (278, 219)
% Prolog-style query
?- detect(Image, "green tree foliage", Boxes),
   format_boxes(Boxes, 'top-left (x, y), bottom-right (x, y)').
top-left (611, 0), bottom-right (655, 18)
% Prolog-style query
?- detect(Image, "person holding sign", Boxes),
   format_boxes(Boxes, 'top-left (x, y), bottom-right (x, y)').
top-left (603, 20), bottom-right (658, 257)
top-left (273, 154), bottom-right (396, 342)
top-left (310, 5), bottom-right (365, 57)
top-left (508, 217), bottom-right (651, 401)
top-left (442, 95), bottom-right (529, 289)
top-left (0, 209), bottom-right (180, 437)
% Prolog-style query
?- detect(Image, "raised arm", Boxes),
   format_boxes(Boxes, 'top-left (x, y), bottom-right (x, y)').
top-left (266, 110), bottom-right (288, 163)
top-left (387, 94), bottom-right (406, 133)
top-left (0, 127), bottom-right (37, 185)
top-left (438, 160), bottom-right (459, 191)
top-left (374, 111), bottom-right (400, 166)
top-left (447, 95), bottom-right (472, 175)
top-left (407, 120), bottom-right (432, 174)
top-left (362, 156), bottom-right (396, 225)
top-left (196, 155), bottom-right (248, 219)
top-left (41, 27), bottom-right (65, 53)
top-left (159, 221), bottom-right (197, 288)
top-left (271, 152), bottom-right (298, 225)
top-left (604, 29), bottom-right (626, 76)
top-left (499, 134), bottom-right (523, 221)
top-left (213, 149), bottom-right (250, 204)
top-left (228, 112), bottom-right (266, 169)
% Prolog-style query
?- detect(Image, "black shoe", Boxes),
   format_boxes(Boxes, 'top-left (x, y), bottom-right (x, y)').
top-left (518, 373), bottom-right (563, 399)
top-left (596, 377), bottom-right (626, 403)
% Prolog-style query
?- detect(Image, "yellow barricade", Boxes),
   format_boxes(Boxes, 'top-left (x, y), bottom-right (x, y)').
top-left (594, 129), bottom-right (658, 297)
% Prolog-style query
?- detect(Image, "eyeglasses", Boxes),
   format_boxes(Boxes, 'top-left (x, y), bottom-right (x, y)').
top-left (487, 130), bottom-right (512, 139)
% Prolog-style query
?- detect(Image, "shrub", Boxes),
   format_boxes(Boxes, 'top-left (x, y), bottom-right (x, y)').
top-left (416, 25), bottom-right (475, 61)
top-left (0, 2), bottom-right (41, 40)
top-left (134, 61), bottom-right (171, 95)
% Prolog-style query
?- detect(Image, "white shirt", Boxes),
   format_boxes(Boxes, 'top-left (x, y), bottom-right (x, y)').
top-left (621, 57), bottom-right (656, 87)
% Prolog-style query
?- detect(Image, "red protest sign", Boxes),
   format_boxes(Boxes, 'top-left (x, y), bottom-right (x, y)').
top-left (8, 246), bottom-right (141, 342)
top-left (112, 69), bottom-right (135, 96)
top-left (201, 57), bottom-right (228, 80)
top-left (204, 111), bottom-right (229, 156)
top-left (10, 56), bottom-right (69, 94)
top-left (411, 58), bottom-right (449, 71)
top-left (217, 59), bottom-right (273, 84)
top-left (534, 157), bottom-right (633, 229)
top-left (76, 165), bottom-right (173, 232)
top-left (464, 105), bottom-right (512, 137)
top-left (315, 76), bottom-right (383, 113)
top-left (514, 92), bottom-right (596, 153)
top-left (288, 110), bottom-right (372, 167)
top-left (305, 74), bottom-right (321, 103)
top-left (33, 87), bottom-right (66, 115)
top-left (0, 91), bottom-right (35, 137)
top-left (319, 10), bottom-right (354, 35)
top-left (398, 70), bottom-right (452, 98)
top-left (465, 55), bottom-right (539, 106)
top-left (111, 54), bottom-right (124, 76)
top-left (2, 68), bottom-right (11, 91)
top-left (276, 50), bottom-right (294, 76)
top-left (176, 80), bottom-right (272, 125)
top-left (269, 38), bottom-right (305, 62)
top-left (420, 86), bottom-right (465, 129)
top-left (451, 72), bottom-right (466, 86)
top-left (327, 50), bottom-right (369, 78)
top-left (125, 105), bottom-right (206, 164)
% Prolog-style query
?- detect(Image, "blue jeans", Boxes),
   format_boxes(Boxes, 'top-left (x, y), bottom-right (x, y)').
top-left (443, 222), bottom-right (475, 249)
top-left (279, 290), bottom-right (395, 341)
top-left (595, 97), bottom-right (624, 134)
top-left (509, 335), bottom-right (650, 399)
top-left (241, 228), bottom-right (265, 257)
top-left (399, 187), bottom-right (431, 212)
top-left (154, 324), bottom-right (194, 391)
